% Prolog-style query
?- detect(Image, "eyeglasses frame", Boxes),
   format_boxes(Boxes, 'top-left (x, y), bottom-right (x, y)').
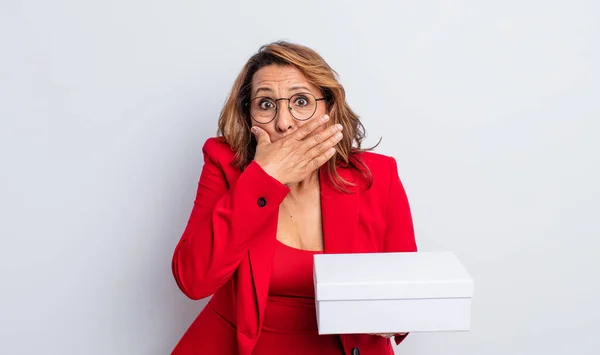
top-left (246, 92), bottom-right (326, 124)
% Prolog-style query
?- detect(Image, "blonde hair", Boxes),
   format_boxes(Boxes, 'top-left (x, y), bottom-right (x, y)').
top-left (217, 41), bottom-right (377, 192)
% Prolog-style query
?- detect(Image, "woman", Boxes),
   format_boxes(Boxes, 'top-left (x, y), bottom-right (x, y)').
top-left (171, 41), bottom-right (417, 355)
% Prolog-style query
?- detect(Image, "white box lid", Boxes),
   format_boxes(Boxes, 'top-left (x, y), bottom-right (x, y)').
top-left (314, 251), bottom-right (473, 301)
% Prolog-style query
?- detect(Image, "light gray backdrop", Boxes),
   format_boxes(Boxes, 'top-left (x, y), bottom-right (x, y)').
top-left (1, 0), bottom-right (599, 354)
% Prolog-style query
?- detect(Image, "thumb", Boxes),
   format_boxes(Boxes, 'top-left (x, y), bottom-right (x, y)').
top-left (251, 126), bottom-right (271, 145)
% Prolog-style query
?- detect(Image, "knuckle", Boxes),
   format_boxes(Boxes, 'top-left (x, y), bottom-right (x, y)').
top-left (312, 132), bottom-right (322, 144)
top-left (315, 143), bottom-right (325, 154)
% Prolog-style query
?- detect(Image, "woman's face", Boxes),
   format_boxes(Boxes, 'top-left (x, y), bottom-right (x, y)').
top-left (249, 65), bottom-right (328, 143)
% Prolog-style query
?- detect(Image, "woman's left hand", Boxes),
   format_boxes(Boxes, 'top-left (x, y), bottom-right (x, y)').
top-left (369, 333), bottom-right (407, 338)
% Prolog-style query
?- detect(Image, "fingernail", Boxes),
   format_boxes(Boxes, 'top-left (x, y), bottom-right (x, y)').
top-left (335, 124), bottom-right (343, 131)
top-left (322, 114), bottom-right (330, 122)
top-left (335, 132), bottom-right (343, 139)
top-left (251, 127), bottom-right (257, 133)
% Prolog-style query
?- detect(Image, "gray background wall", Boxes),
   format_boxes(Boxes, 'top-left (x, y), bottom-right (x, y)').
top-left (1, 0), bottom-right (599, 354)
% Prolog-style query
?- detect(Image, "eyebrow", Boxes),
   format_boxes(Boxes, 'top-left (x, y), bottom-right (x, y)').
top-left (254, 87), bottom-right (274, 96)
top-left (289, 86), bottom-right (313, 93)
top-left (254, 85), bottom-right (314, 96)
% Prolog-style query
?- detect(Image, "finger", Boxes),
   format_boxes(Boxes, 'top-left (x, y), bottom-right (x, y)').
top-left (378, 333), bottom-right (394, 338)
top-left (306, 129), bottom-right (342, 160)
top-left (251, 126), bottom-right (271, 145)
top-left (306, 146), bottom-right (336, 172)
top-left (305, 123), bottom-right (343, 147)
top-left (292, 114), bottom-right (330, 141)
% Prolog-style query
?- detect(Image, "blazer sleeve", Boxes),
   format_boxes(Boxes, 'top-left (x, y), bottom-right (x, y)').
top-left (383, 156), bottom-right (418, 345)
top-left (172, 138), bottom-right (290, 300)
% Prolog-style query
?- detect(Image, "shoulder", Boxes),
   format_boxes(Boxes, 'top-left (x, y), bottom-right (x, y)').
top-left (202, 136), bottom-right (236, 165)
top-left (354, 150), bottom-right (394, 167)
top-left (202, 136), bottom-right (232, 155)
top-left (352, 150), bottom-right (398, 177)
top-left (347, 150), bottom-right (404, 193)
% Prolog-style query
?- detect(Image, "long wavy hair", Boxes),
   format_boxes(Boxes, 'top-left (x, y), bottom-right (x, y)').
top-left (217, 41), bottom-right (378, 192)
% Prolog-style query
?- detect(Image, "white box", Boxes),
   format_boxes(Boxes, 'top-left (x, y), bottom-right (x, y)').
top-left (313, 251), bottom-right (474, 335)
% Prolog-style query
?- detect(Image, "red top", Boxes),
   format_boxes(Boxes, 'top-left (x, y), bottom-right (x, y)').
top-left (252, 241), bottom-right (344, 354)
top-left (262, 241), bottom-right (323, 332)
top-left (269, 240), bottom-right (321, 298)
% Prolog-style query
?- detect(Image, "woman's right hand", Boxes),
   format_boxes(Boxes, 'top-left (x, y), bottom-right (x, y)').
top-left (251, 114), bottom-right (344, 186)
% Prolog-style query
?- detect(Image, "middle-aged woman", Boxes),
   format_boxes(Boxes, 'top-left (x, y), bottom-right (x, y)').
top-left (171, 41), bottom-right (417, 355)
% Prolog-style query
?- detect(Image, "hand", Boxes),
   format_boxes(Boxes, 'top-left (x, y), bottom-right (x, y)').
top-left (369, 333), bottom-right (408, 338)
top-left (251, 114), bottom-right (343, 186)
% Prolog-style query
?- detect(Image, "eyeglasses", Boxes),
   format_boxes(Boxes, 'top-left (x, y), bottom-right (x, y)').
top-left (248, 92), bottom-right (326, 124)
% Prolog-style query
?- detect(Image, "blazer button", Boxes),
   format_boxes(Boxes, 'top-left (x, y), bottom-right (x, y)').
top-left (257, 197), bottom-right (267, 207)
top-left (351, 348), bottom-right (360, 355)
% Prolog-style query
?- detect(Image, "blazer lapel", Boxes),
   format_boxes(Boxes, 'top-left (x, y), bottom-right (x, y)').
top-left (320, 164), bottom-right (360, 254)
top-left (247, 229), bottom-right (275, 335)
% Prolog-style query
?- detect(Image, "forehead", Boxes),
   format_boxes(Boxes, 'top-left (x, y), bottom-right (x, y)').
top-left (251, 65), bottom-right (318, 94)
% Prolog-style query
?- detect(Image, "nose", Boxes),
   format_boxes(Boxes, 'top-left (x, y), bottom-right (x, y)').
top-left (274, 101), bottom-right (296, 133)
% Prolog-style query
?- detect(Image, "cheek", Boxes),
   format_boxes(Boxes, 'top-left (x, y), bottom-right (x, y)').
top-left (316, 102), bottom-right (329, 116)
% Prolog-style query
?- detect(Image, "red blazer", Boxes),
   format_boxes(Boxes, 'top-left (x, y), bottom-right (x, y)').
top-left (171, 137), bottom-right (417, 355)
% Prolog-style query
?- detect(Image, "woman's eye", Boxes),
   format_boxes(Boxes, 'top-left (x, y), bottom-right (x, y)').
top-left (294, 97), bottom-right (309, 107)
top-left (259, 100), bottom-right (274, 110)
